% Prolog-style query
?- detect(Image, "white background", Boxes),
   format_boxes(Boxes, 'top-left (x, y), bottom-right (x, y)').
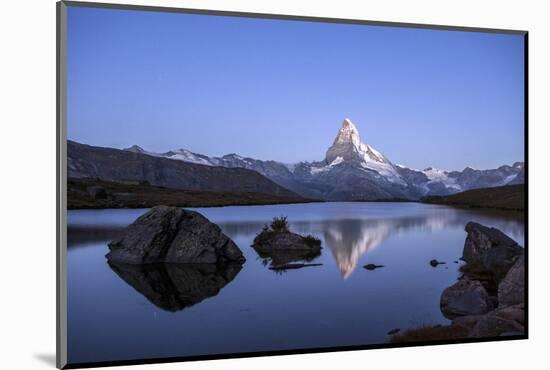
top-left (1, 0), bottom-right (548, 369)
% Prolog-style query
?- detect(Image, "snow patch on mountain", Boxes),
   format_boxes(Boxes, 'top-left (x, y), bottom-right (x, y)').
top-left (310, 156), bottom-right (344, 174)
top-left (422, 167), bottom-right (461, 190)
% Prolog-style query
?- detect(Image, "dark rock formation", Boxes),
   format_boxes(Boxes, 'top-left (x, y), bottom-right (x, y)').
top-left (108, 262), bottom-right (242, 312)
top-left (498, 254), bottom-right (525, 307)
top-left (107, 206), bottom-right (245, 264)
top-left (392, 223), bottom-right (525, 343)
top-left (429, 259), bottom-right (446, 267)
top-left (440, 279), bottom-right (494, 319)
top-left (452, 303), bottom-right (525, 338)
top-left (462, 222), bottom-right (523, 281)
top-left (252, 224), bottom-right (322, 268)
top-left (364, 264), bottom-right (384, 270)
top-left (254, 232), bottom-right (321, 253)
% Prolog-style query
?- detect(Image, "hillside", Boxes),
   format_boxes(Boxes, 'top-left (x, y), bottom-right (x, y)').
top-left (421, 184), bottom-right (525, 211)
top-left (68, 140), bottom-right (300, 197)
top-left (68, 178), bottom-right (316, 209)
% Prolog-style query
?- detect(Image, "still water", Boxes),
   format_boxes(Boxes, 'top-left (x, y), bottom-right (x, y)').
top-left (67, 202), bottom-right (524, 364)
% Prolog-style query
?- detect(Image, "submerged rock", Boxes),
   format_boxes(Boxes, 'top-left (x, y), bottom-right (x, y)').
top-left (109, 262), bottom-right (242, 312)
top-left (107, 206), bottom-right (245, 264)
top-left (462, 222), bottom-right (522, 281)
top-left (429, 259), bottom-right (446, 267)
top-left (440, 279), bottom-right (494, 319)
top-left (364, 264), bottom-right (384, 270)
top-left (498, 254), bottom-right (525, 307)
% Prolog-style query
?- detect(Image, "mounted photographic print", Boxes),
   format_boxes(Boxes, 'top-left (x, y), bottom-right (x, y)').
top-left (57, 1), bottom-right (528, 368)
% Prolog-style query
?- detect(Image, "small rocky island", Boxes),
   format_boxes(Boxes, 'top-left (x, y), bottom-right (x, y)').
top-left (107, 206), bottom-right (245, 264)
top-left (252, 216), bottom-right (322, 269)
top-left (391, 222), bottom-right (525, 342)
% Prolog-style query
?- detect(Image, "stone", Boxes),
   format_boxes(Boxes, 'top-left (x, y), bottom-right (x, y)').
top-left (466, 304), bottom-right (525, 338)
top-left (107, 206), bottom-right (245, 264)
top-left (440, 279), bottom-right (494, 319)
top-left (498, 254), bottom-right (525, 307)
top-left (430, 259), bottom-right (446, 267)
top-left (252, 228), bottom-right (322, 266)
top-left (254, 231), bottom-right (321, 252)
top-left (462, 222), bottom-right (523, 281)
top-left (364, 264), bottom-right (385, 270)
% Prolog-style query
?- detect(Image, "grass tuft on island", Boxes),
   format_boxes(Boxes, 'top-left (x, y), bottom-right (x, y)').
top-left (68, 178), bottom-right (320, 209)
top-left (421, 184), bottom-right (524, 211)
top-left (254, 216), bottom-right (321, 248)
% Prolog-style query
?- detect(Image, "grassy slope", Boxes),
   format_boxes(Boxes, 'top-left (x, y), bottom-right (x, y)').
top-left (68, 178), bottom-right (318, 209)
top-left (422, 184), bottom-right (524, 211)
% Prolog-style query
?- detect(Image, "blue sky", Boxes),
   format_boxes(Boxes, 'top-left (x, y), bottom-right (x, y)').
top-left (67, 6), bottom-right (524, 170)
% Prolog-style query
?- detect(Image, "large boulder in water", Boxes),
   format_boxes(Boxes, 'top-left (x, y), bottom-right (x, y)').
top-left (462, 222), bottom-right (523, 281)
top-left (107, 206), bottom-right (245, 264)
top-left (440, 279), bottom-right (494, 319)
top-left (498, 254), bottom-right (525, 307)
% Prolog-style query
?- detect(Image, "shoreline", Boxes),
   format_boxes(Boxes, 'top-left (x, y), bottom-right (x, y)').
top-left (68, 199), bottom-right (524, 212)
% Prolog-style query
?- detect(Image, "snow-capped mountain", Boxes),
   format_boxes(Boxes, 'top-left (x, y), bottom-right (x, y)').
top-left (123, 118), bottom-right (524, 200)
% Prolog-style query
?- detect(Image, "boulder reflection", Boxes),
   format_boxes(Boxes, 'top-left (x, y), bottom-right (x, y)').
top-left (108, 262), bottom-right (242, 312)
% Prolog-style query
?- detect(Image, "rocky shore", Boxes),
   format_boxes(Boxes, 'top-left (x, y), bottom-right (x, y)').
top-left (391, 221), bottom-right (525, 342)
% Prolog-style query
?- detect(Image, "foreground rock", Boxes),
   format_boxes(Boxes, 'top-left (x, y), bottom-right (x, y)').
top-left (440, 279), bottom-right (494, 319)
top-left (452, 303), bottom-right (525, 338)
top-left (391, 222), bottom-right (525, 343)
top-left (109, 262), bottom-right (242, 311)
top-left (498, 254), bottom-right (525, 306)
top-left (462, 222), bottom-right (523, 281)
top-left (107, 206), bottom-right (245, 264)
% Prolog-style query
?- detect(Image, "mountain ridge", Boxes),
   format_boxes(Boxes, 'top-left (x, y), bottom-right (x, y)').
top-left (120, 118), bottom-right (523, 200)
top-left (67, 140), bottom-right (303, 199)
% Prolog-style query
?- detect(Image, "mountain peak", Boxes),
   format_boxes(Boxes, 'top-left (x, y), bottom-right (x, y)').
top-left (333, 118), bottom-right (361, 147)
top-left (124, 145), bottom-right (145, 153)
top-left (326, 118), bottom-right (388, 166)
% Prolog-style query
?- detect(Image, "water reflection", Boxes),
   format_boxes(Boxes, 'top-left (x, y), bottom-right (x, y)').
top-left (68, 206), bottom-right (524, 283)
top-left (108, 262), bottom-right (242, 312)
top-left (221, 208), bottom-right (524, 279)
top-left (255, 248), bottom-right (322, 269)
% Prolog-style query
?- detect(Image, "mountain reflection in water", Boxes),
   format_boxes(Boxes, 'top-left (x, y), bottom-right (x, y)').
top-left (219, 208), bottom-right (523, 279)
top-left (67, 203), bottom-right (525, 362)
